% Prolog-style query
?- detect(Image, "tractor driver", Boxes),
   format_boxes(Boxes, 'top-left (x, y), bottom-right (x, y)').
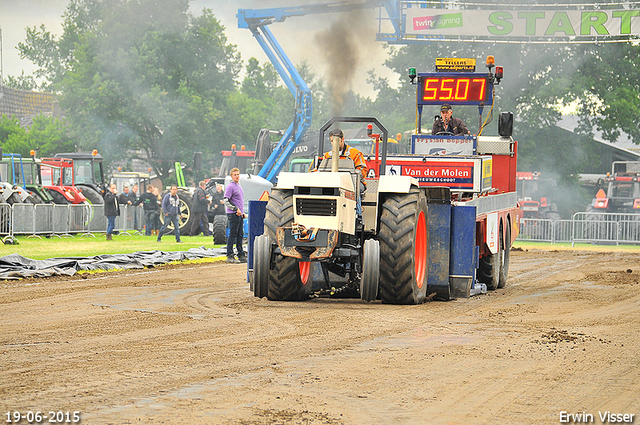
top-left (312, 129), bottom-right (367, 216)
top-left (432, 104), bottom-right (470, 136)
top-left (315, 129), bottom-right (368, 192)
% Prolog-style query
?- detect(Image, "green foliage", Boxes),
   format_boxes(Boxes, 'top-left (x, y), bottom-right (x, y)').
top-left (20, 0), bottom-right (244, 182)
top-left (3, 72), bottom-right (41, 91)
top-left (0, 115), bottom-right (76, 158)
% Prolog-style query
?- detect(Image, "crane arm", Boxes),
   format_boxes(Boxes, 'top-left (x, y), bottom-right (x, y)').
top-left (238, 1), bottom-right (396, 183)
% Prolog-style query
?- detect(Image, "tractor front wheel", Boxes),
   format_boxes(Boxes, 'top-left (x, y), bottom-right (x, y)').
top-left (253, 234), bottom-right (271, 298)
top-left (264, 189), bottom-right (313, 301)
top-left (360, 239), bottom-right (380, 302)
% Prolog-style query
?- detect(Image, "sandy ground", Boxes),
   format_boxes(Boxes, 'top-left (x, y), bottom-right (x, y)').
top-left (1, 248), bottom-right (639, 425)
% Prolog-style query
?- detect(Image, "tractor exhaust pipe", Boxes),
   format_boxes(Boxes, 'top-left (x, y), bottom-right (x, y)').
top-left (331, 135), bottom-right (340, 172)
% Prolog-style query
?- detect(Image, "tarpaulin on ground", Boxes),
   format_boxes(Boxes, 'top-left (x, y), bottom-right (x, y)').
top-left (0, 247), bottom-right (227, 280)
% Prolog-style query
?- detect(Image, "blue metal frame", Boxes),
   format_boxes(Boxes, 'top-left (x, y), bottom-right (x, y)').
top-left (2, 154), bottom-right (26, 189)
top-left (237, 1), bottom-right (401, 183)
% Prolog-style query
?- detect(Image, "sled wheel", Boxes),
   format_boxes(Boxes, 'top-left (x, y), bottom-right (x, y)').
top-left (498, 221), bottom-right (511, 289)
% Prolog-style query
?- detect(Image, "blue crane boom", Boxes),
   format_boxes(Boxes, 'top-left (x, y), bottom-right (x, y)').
top-left (237, 1), bottom-right (400, 183)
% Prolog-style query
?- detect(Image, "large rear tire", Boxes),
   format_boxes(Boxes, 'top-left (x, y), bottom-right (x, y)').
top-left (378, 188), bottom-right (428, 305)
top-left (264, 189), bottom-right (312, 301)
top-left (7, 193), bottom-right (22, 205)
top-left (159, 190), bottom-right (195, 235)
top-left (78, 185), bottom-right (103, 204)
top-left (212, 214), bottom-right (228, 244)
top-left (253, 234), bottom-right (271, 298)
top-left (360, 239), bottom-right (380, 302)
top-left (498, 221), bottom-right (511, 289)
top-left (48, 189), bottom-right (71, 205)
top-left (585, 204), bottom-right (605, 241)
top-left (177, 190), bottom-right (195, 234)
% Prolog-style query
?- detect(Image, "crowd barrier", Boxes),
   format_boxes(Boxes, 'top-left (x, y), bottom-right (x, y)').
top-left (2, 203), bottom-right (638, 245)
top-left (518, 212), bottom-right (640, 245)
top-left (0, 203), bottom-right (148, 239)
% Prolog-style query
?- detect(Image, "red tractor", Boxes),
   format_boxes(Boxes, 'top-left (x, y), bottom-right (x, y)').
top-left (40, 157), bottom-right (88, 205)
top-left (516, 172), bottom-right (561, 220)
top-left (589, 161), bottom-right (640, 213)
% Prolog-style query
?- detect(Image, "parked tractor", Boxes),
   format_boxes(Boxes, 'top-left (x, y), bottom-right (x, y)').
top-left (54, 151), bottom-right (106, 204)
top-left (0, 153), bottom-right (52, 204)
top-left (589, 161), bottom-right (640, 213)
top-left (516, 172), bottom-right (561, 220)
top-left (40, 157), bottom-right (88, 205)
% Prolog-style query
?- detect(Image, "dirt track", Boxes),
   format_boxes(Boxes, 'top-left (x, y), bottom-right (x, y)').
top-left (1, 248), bottom-right (639, 424)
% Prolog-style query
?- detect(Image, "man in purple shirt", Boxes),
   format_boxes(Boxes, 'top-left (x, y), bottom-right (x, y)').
top-left (224, 168), bottom-right (247, 263)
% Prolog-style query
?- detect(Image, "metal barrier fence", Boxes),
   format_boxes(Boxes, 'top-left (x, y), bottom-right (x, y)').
top-left (518, 212), bottom-right (640, 245)
top-left (0, 203), bottom-right (147, 239)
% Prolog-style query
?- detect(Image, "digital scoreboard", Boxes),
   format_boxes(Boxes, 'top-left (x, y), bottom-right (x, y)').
top-left (417, 72), bottom-right (494, 106)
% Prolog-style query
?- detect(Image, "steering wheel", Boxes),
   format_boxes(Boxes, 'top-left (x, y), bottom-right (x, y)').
top-left (435, 131), bottom-right (455, 136)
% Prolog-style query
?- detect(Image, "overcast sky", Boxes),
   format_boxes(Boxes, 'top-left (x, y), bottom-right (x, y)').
top-left (0, 0), bottom-right (397, 97)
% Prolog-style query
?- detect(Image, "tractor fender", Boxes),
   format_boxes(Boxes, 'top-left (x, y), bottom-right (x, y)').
top-left (377, 175), bottom-right (419, 194)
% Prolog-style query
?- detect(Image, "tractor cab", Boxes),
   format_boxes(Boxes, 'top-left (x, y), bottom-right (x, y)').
top-left (592, 161), bottom-right (640, 212)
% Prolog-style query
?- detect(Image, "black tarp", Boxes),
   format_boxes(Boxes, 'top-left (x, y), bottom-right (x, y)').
top-left (0, 247), bottom-right (227, 279)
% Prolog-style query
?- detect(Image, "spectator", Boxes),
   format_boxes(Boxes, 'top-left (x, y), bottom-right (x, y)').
top-left (104, 184), bottom-right (120, 241)
top-left (138, 185), bottom-right (158, 236)
top-left (211, 183), bottom-right (225, 216)
top-left (224, 168), bottom-right (247, 263)
top-left (130, 184), bottom-right (139, 230)
top-left (157, 185), bottom-right (182, 243)
top-left (190, 181), bottom-right (212, 236)
top-left (152, 187), bottom-right (162, 236)
top-left (118, 186), bottom-right (131, 205)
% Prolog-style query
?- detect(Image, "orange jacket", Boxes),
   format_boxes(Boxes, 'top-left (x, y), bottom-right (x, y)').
top-left (320, 144), bottom-right (368, 183)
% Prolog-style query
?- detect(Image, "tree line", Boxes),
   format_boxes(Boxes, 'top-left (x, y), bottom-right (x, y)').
top-left (2, 0), bottom-right (639, 202)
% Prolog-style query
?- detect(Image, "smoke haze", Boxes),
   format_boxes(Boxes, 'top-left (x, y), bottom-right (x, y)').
top-left (313, 8), bottom-right (377, 116)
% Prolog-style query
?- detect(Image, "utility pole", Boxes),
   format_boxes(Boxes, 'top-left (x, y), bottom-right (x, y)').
top-left (0, 26), bottom-right (3, 87)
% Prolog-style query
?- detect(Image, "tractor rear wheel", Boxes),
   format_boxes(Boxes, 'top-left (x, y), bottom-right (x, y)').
top-left (78, 185), bottom-right (103, 204)
top-left (212, 214), bottom-right (227, 244)
top-left (159, 190), bottom-right (195, 235)
top-left (498, 221), bottom-right (511, 289)
top-left (264, 189), bottom-right (312, 301)
top-left (378, 188), bottom-right (428, 304)
top-left (253, 234), bottom-right (271, 298)
top-left (48, 189), bottom-right (71, 205)
top-left (360, 239), bottom-right (380, 302)
top-left (7, 193), bottom-right (22, 205)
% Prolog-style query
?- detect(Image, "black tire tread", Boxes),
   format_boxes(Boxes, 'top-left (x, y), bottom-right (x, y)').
top-left (498, 221), bottom-right (511, 289)
top-left (378, 189), bottom-right (428, 305)
top-left (264, 189), bottom-right (310, 301)
top-left (213, 214), bottom-right (227, 244)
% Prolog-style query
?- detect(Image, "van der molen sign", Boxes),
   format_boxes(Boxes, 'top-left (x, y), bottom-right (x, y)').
top-left (405, 9), bottom-right (640, 39)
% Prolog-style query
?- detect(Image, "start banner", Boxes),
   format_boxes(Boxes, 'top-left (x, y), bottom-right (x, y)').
top-left (404, 8), bottom-right (640, 39)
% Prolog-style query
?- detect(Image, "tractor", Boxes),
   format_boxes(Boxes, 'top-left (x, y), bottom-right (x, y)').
top-left (250, 57), bottom-right (520, 304)
top-left (54, 151), bottom-right (106, 204)
top-left (589, 161), bottom-right (640, 214)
